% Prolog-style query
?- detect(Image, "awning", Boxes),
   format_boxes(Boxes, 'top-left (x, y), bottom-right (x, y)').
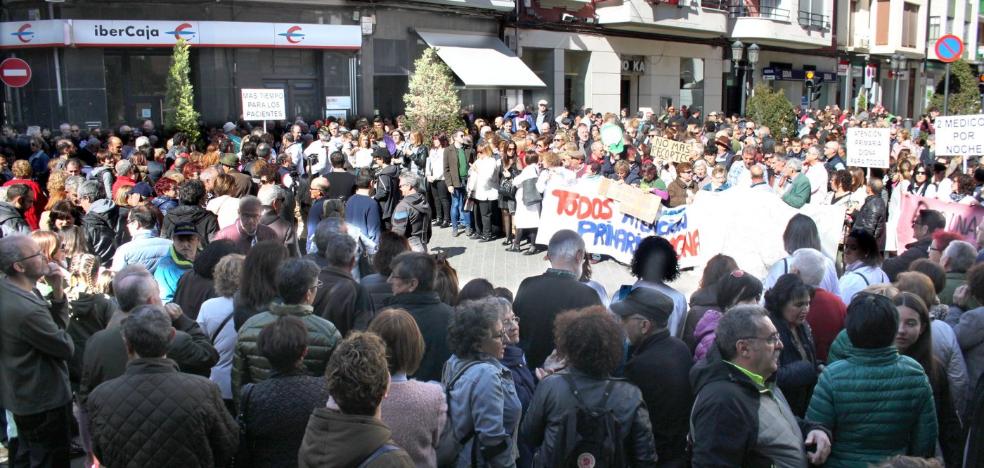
top-left (416, 30), bottom-right (546, 89)
top-left (409, 0), bottom-right (516, 12)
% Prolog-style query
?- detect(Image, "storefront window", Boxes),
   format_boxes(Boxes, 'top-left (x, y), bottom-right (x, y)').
top-left (564, 51), bottom-right (589, 114)
top-left (105, 51), bottom-right (170, 127)
top-left (521, 48), bottom-right (554, 109)
top-left (679, 58), bottom-right (704, 112)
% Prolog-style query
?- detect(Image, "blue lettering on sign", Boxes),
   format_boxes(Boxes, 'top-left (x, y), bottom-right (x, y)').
top-left (577, 220), bottom-right (644, 255)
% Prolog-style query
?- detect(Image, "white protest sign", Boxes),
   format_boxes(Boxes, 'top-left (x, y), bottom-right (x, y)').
top-left (241, 89), bottom-right (285, 121)
top-left (935, 114), bottom-right (984, 156)
top-left (846, 127), bottom-right (890, 168)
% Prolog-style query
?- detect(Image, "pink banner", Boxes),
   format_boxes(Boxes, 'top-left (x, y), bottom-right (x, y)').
top-left (897, 194), bottom-right (984, 248)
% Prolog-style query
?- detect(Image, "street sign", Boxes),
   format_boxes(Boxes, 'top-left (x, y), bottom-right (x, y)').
top-left (0, 58), bottom-right (31, 88)
top-left (935, 34), bottom-right (964, 63)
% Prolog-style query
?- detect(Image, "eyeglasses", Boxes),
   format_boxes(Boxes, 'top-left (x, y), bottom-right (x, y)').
top-left (740, 333), bottom-right (781, 345)
top-left (915, 171), bottom-right (927, 175)
top-left (14, 251), bottom-right (44, 263)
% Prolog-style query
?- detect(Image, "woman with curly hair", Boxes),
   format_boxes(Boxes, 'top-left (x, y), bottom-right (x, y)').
top-left (151, 177), bottom-right (179, 215)
top-left (765, 273), bottom-right (818, 417)
top-left (443, 297), bottom-right (521, 467)
top-left (521, 306), bottom-right (658, 466)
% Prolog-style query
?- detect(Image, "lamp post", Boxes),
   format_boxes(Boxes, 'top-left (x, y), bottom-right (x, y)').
top-left (732, 41), bottom-right (760, 117)
top-left (890, 53), bottom-right (906, 116)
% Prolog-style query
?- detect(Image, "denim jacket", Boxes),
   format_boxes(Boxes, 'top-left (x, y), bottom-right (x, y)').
top-left (443, 354), bottom-right (522, 468)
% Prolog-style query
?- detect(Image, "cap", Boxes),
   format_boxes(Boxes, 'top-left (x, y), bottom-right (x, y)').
top-left (714, 135), bottom-right (731, 149)
top-left (222, 122), bottom-right (237, 133)
top-left (611, 288), bottom-right (674, 324)
top-left (538, 99), bottom-right (548, 106)
top-left (709, 111), bottom-right (719, 117)
top-left (127, 182), bottom-right (154, 198)
top-left (220, 153), bottom-right (239, 167)
top-left (310, 177), bottom-right (330, 191)
top-left (171, 222), bottom-right (199, 239)
top-left (134, 136), bottom-right (150, 148)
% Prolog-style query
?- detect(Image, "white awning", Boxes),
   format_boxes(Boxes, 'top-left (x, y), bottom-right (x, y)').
top-left (408, 0), bottom-right (516, 12)
top-left (416, 30), bottom-right (546, 89)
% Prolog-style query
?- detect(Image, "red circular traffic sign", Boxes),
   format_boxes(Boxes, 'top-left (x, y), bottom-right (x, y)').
top-left (934, 34), bottom-right (964, 63)
top-left (0, 58), bottom-right (31, 88)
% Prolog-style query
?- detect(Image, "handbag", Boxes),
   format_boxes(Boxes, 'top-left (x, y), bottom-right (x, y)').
top-left (521, 178), bottom-right (543, 206)
top-left (234, 383), bottom-right (255, 466)
top-left (436, 361), bottom-right (484, 468)
top-left (462, 197), bottom-right (475, 212)
top-left (357, 238), bottom-right (376, 278)
top-left (498, 177), bottom-right (516, 198)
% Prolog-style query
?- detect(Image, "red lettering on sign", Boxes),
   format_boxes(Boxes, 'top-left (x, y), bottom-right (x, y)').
top-left (552, 189), bottom-right (613, 221)
top-left (668, 230), bottom-right (700, 258)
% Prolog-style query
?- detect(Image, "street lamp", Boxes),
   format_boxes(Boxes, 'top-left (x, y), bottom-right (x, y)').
top-left (731, 41), bottom-right (759, 116)
top-left (890, 53), bottom-right (906, 116)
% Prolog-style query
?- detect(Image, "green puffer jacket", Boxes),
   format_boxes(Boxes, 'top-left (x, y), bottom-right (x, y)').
top-left (806, 334), bottom-right (938, 467)
top-left (232, 303), bottom-right (341, 402)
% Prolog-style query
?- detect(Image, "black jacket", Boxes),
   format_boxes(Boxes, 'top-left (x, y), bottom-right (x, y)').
top-left (67, 292), bottom-right (116, 389)
top-left (514, 270), bottom-right (602, 369)
top-left (87, 357), bottom-right (238, 468)
top-left (770, 315), bottom-right (818, 418)
top-left (963, 373), bottom-right (984, 468)
top-left (382, 291), bottom-right (452, 382)
top-left (82, 199), bottom-right (125, 266)
top-left (307, 254), bottom-right (375, 337)
top-left (685, 285), bottom-right (719, 353)
top-left (391, 192), bottom-right (431, 251)
top-left (80, 313), bottom-right (219, 404)
top-left (240, 371), bottom-right (329, 468)
top-left (689, 358), bottom-right (830, 467)
top-left (883, 238), bottom-right (932, 281)
top-left (172, 271), bottom-right (216, 321)
top-left (373, 164), bottom-right (402, 221)
top-left (261, 206), bottom-right (300, 257)
top-left (519, 369), bottom-right (658, 467)
top-left (623, 330), bottom-right (693, 463)
top-left (852, 194), bottom-right (888, 247)
top-left (162, 204), bottom-right (219, 247)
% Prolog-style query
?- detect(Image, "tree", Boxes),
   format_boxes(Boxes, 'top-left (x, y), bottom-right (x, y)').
top-left (930, 59), bottom-right (981, 115)
top-left (746, 84), bottom-right (797, 139)
top-left (164, 39), bottom-right (201, 143)
top-left (403, 48), bottom-right (464, 140)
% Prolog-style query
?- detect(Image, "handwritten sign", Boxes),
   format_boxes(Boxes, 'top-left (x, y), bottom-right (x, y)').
top-left (649, 135), bottom-right (691, 163)
top-left (935, 114), bottom-right (984, 156)
top-left (846, 127), bottom-right (890, 168)
top-left (598, 178), bottom-right (662, 223)
top-left (241, 88), bottom-right (285, 121)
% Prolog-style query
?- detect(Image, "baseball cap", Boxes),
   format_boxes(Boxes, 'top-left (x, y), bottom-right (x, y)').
top-left (127, 182), bottom-right (154, 198)
top-left (171, 222), bottom-right (199, 239)
top-left (538, 99), bottom-right (548, 106)
top-left (611, 288), bottom-right (675, 324)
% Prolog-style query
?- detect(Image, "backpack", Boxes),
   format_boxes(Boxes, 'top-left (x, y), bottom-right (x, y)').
top-left (551, 374), bottom-right (625, 468)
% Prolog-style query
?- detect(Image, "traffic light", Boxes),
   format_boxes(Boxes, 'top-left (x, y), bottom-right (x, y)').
top-left (804, 71), bottom-right (816, 105)
top-left (805, 70), bottom-right (815, 88)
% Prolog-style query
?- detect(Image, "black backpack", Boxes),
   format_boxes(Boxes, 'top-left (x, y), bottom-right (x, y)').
top-left (552, 374), bottom-right (625, 468)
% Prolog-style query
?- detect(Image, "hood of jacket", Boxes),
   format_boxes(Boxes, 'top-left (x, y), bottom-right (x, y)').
top-left (690, 357), bottom-right (762, 397)
top-left (83, 199), bottom-right (119, 227)
top-left (378, 164), bottom-right (400, 178)
top-left (0, 201), bottom-right (23, 221)
top-left (166, 204), bottom-right (211, 225)
top-left (299, 408), bottom-right (393, 468)
top-left (402, 192), bottom-right (430, 215)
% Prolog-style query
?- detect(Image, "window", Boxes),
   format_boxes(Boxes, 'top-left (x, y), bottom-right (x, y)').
top-left (902, 3), bottom-right (920, 48)
top-left (876, 0), bottom-right (891, 45)
top-left (799, 0), bottom-right (829, 28)
top-left (679, 58), bottom-right (704, 113)
top-left (929, 16), bottom-right (942, 42)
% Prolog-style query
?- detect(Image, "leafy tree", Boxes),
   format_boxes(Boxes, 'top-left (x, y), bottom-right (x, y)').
top-left (403, 48), bottom-right (464, 140)
top-left (930, 59), bottom-right (981, 115)
top-left (164, 39), bottom-right (200, 143)
top-left (746, 84), bottom-right (797, 139)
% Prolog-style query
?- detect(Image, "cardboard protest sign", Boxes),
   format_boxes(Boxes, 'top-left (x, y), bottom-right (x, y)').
top-left (935, 114), bottom-right (984, 156)
top-left (846, 127), bottom-right (890, 168)
top-left (649, 135), bottom-right (691, 163)
top-left (598, 178), bottom-right (662, 223)
top-left (896, 193), bottom-right (984, 248)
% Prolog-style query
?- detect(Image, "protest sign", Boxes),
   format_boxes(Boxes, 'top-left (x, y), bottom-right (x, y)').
top-left (846, 127), bottom-right (890, 168)
top-left (649, 135), bottom-right (691, 163)
top-left (241, 88), bottom-right (286, 121)
top-left (536, 181), bottom-right (700, 266)
top-left (598, 178), bottom-right (662, 223)
top-left (935, 114), bottom-right (984, 156)
top-left (896, 193), bottom-right (984, 248)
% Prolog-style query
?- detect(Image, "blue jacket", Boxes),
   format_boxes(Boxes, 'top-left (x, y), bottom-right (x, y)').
top-left (154, 248), bottom-right (192, 303)
top-left (443, 355), bottom-right (521, 468)
top-left (111, 231), bottom-right (172, 273)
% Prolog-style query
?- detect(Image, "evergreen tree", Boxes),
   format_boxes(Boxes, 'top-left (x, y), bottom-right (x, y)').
top-left (403, 48), bottom-right (464, 140)
top-left (164, 39), bottom-right (201, 143)
top-left (746, 84), bottom-right (797, 139)
top-left (930, 59), bottom-right (981, 115)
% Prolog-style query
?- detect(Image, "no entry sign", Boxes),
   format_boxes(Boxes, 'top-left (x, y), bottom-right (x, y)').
top-left (0, 58), bottom-right (31, 88)
top-left (935, 34), bottom-right (964, 63)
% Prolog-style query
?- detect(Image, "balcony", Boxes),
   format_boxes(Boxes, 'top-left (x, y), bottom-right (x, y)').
top-left (728, 0), bottom-right (833, 48)
top-left (798, 10), bottom-right (831, 29)
top-left (729, 1), bottom-right (791, 20)
top-left (594, 0), bottom-right (730, 38)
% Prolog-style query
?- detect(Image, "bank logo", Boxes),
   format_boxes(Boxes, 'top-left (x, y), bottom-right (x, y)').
top-left (279, 26), bottom-right (305, 44)
top-left (166, 23), bottom-right (196, 40)
top-left (11, 24), bottom-right (34, 43)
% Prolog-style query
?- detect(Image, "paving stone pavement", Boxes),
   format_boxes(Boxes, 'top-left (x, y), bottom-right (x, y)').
top-left (426, 225), bottom-right (701, 300)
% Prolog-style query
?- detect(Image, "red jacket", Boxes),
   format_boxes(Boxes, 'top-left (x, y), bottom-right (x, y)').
top-left (3, 178), bottom-right (45, 230)
top-left (806, 288), bottom-right (847, 363)
top-left (111, 176), bottom-right (137, 198)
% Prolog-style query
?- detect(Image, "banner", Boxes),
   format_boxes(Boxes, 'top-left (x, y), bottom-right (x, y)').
top-left (649, 135), bottom-right (691, 163)
top-left (535, 183), bottom-right (844, 277)
top-left (536, 181), bottom-right (700, 266)
top-left (846, 127), bottom-right (890, 168)
top-left (935, 114), bottom-right (984, 156)
top-left (896, 194), bottom-right (984, 248)
top-left (241, 89), bottom-right (285, 121)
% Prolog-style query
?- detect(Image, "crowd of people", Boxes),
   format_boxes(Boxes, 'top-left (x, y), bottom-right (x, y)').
top-left (0, 101), bottom-right (983, 468)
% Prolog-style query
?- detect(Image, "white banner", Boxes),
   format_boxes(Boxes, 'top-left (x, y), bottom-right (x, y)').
top-left (935, 114), bottom-right (984, 156)
top-left (0, 20), bottom-right (66, 49)
top-left (846, 127), bottom-right (891, 168)
top-left (241, 89), bottom-right (285, 121)
top-left (1, 20), bottom-right (360, 49)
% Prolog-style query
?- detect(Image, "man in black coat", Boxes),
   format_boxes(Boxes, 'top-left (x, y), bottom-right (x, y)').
top-left (513, 230), bottom-right (602, 370)
top-left (87, 304), bottom-right (237, 467)
top-left (615, 287), bottom-right (693, 468)
top-left (883, 208), bottom-right (945, 280)
top-left (852, 178), bottom-right (888, 249)
top-left (308, 229), bottom-right (374, 337)
top-left (381, 251), bottom-right (452, 382)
